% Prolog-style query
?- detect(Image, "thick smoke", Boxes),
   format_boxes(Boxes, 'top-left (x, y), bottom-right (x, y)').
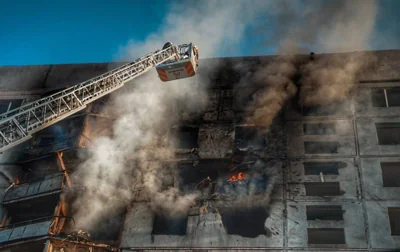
top-left (70, 0), bottom-right (275, 230)
top-left (245, 0), bottom-right (379, 125)
top-left (246, 59), bottom-right (297, 127)
top-left (69, 0), bottom-right (382, 232)
top-left (71, 73), bottom-right (206, 229)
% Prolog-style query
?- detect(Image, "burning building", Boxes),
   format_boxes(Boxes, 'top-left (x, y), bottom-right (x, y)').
top-left (0, 50), bottom-right (399, 251)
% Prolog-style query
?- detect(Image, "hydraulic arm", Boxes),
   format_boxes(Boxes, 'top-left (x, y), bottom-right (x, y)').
top-left (0, 43), bottom-right (191, 153)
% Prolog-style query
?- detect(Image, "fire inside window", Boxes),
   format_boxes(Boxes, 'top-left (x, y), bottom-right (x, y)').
top-left (371, 87), bottom-right (400, 107)
top-left (0, 99), bottom-right (23, 114)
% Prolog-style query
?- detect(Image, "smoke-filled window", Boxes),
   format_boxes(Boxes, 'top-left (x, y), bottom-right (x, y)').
top-left (87, 209), bottom-right (126, 241)
top-left (381, 162), bottom-right (400, 187)
top-left (178, 160), bottom-right (228, 193)
top-left (371, 87), bottom-right (400, 107)
top-left (303, 123), bottom-right (336, 135)
top-left (304, 141), bottom-right (339, 154)
top-left (376, 123), bottom-right (400, 145)
top-left (235, 126), bottom-right (267, 151)
top-left (388, 207), bottom-right (400, 236)
top-left (301, 101), bottom-right (351, 117)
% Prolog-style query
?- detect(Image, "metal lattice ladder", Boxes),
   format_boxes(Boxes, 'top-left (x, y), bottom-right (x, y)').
top-left (0, 44), bottom-right (183, 153)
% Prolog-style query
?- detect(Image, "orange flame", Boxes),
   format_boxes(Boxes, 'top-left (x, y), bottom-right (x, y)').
top-left (227, 172), bottom-right (244, 182)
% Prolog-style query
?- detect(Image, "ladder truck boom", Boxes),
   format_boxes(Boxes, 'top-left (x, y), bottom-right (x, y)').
top-left (0, 42), bottom-right (199, 153)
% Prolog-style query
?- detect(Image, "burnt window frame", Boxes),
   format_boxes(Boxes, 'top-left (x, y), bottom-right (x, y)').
top-left (371, 87), bottom-right (400, 107)
top-left (235, 126), bottom-right (267, 150)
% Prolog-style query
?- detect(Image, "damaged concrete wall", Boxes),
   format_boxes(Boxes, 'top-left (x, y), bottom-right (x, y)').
top-left (0, 51), bottom-right (400, 251)
top-left (120, 196), bottom-right (284, 248)
top-left (197, 126), bottom-right (234, 158)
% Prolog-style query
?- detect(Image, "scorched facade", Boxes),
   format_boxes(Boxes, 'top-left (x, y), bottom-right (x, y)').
top-left (0, 50), bottom-right (398, 251)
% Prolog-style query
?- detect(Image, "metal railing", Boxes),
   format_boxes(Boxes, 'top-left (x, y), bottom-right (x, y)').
top-left (0, 215), bottom-right (73, 231)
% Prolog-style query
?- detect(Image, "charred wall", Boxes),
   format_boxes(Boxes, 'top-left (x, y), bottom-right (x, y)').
top-left (0, 50), bottom-right (400, 250)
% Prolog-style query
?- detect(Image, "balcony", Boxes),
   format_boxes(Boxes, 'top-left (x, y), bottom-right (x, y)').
top-left (0, 217), bottom-right (53, 244)
top-left (3, 173), bottom-right (65, 204)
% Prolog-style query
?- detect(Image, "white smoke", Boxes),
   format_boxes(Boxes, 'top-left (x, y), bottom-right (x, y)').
top-left (69, 0), bottom-right (384, 232)
top-left (116, 0), bottom-right (274, 59)
top-left (70, 0), bottom-right (274, 230)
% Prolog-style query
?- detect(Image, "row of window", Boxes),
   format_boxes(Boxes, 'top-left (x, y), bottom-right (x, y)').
top-left (0, 87), bottom-right (396, 116)
top-left (300, 122), bottom-right (400, 155)
top-left (148, 204), bottom-right (400, 244)
top-left (180, 121), bottom-right (400, 151)
top-left (302, 161), bottom-right (400, 187)
top-left (306, 206), bottom-right (400, 244)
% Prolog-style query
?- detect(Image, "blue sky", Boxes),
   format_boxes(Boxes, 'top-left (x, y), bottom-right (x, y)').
top-left (0, 0), bottom-right (399, 66)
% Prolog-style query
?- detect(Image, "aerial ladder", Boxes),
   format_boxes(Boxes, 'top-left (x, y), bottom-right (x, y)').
top-left (0, 42), bottom-right (199, 153)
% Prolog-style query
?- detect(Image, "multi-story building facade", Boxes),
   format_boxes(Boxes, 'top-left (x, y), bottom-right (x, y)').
top-left (0, 50), bottom-right (399, 251)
